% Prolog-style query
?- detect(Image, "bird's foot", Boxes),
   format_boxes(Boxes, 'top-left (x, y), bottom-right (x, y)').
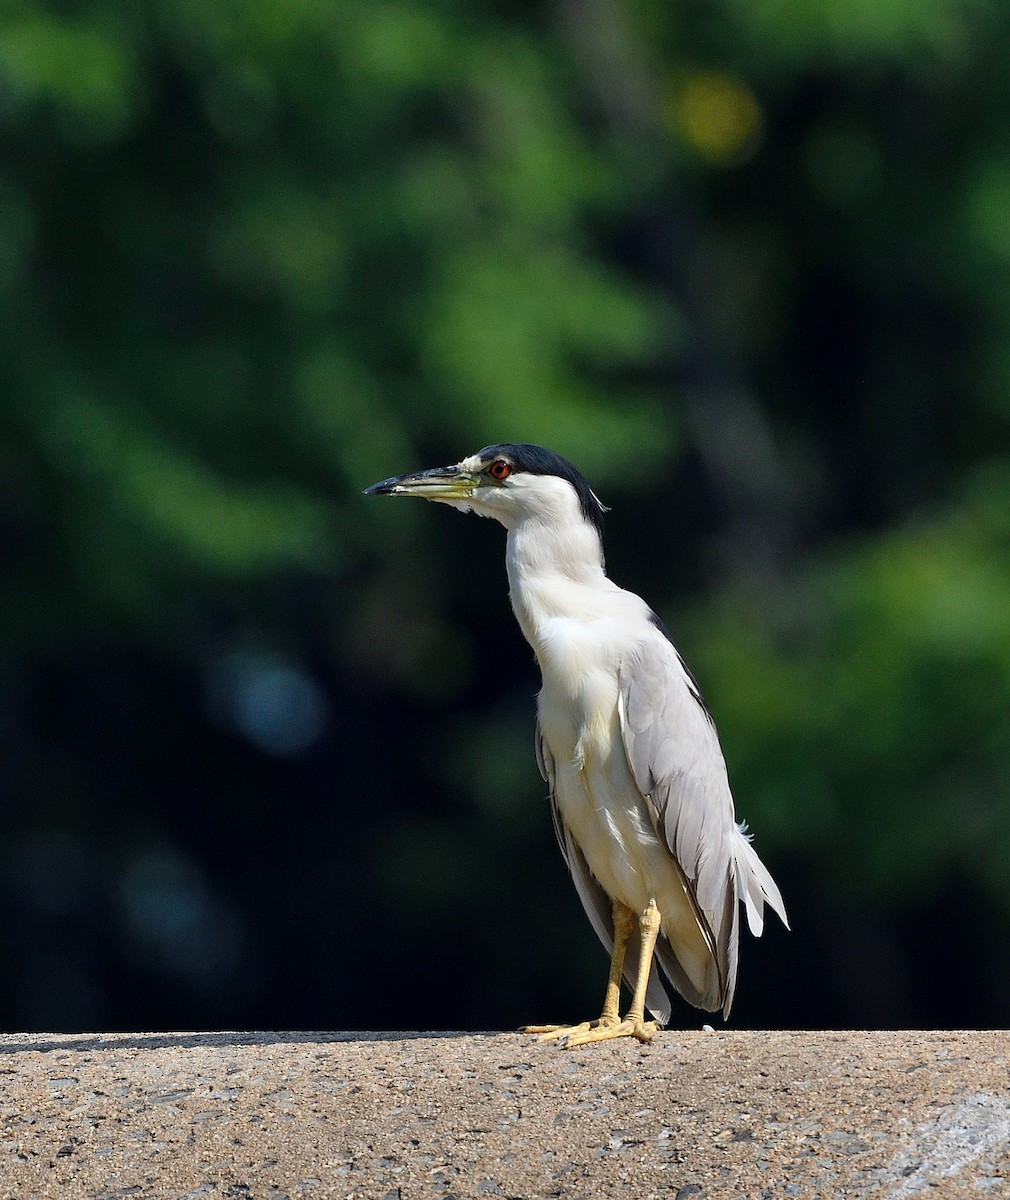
top-left (522, 1015), bottom-right (659, 1048)
top-left (562, 1017), bottom-right (660, 1048)
top-left (521, 1020), bottom-right (593, 1043)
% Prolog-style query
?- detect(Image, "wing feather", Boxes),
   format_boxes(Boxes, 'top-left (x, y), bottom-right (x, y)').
top-left (617, 629), bottom-right (787, 1017)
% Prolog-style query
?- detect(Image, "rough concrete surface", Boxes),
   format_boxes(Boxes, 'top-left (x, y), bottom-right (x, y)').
top-left (0, 1029), bottom-right (1007, 1198)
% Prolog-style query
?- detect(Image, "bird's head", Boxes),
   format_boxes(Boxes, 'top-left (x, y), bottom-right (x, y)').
top-left (363, 443), bottom-right (607, 535)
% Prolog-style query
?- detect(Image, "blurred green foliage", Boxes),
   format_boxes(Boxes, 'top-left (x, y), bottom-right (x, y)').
top-left (0, 0), bottom-right (1008, 1030)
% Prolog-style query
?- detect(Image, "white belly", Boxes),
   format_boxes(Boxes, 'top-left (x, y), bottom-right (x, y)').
top-left (537, 670), bottom-right (713, 992)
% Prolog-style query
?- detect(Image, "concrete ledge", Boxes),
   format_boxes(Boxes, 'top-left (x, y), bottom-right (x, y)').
top-left (1, 1030), bottom-right (1007, 1198)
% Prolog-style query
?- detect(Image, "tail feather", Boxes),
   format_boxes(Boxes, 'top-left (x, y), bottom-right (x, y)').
top-left (733, 823), bottom-right (789, 937)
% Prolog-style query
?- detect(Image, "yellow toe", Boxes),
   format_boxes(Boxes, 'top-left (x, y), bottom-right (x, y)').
top-left (521, 1021), bottom-right (593, 1043)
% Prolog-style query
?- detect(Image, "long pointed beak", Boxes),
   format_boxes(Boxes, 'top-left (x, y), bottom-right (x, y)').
top-left (362, 463), bottom-right (478, 501)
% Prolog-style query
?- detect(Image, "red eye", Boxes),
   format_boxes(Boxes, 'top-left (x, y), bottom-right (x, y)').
top-left (489, 459), bottom-right (512, 480)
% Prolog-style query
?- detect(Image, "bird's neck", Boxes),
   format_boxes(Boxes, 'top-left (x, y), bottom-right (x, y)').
top-left (504, 516), bottom-right (609, 648)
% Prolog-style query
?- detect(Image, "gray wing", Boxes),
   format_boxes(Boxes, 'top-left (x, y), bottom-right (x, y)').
top-left (535, 721), bottom-right (673, 1025)
top-left (617, 628), bottom-right (788, 1018)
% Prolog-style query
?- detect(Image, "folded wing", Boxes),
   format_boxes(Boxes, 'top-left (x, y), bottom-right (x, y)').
top-left (617, 628), bottom-right (788, 1017)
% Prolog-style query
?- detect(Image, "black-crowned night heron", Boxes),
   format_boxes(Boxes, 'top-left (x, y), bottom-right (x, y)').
top-left (365, 443), bottom-right (787, 1047)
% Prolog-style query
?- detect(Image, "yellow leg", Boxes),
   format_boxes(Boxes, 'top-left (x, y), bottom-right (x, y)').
top-left (523, 900), bottom-right (663, 1048)
top-left (626, 899), bottom-right (662, 1025)
top-left (599, 900), bottom-right (636, 1024)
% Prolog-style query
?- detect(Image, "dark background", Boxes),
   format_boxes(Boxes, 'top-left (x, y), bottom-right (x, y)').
top-left (2, 1), bottom-right (1008, 1032)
